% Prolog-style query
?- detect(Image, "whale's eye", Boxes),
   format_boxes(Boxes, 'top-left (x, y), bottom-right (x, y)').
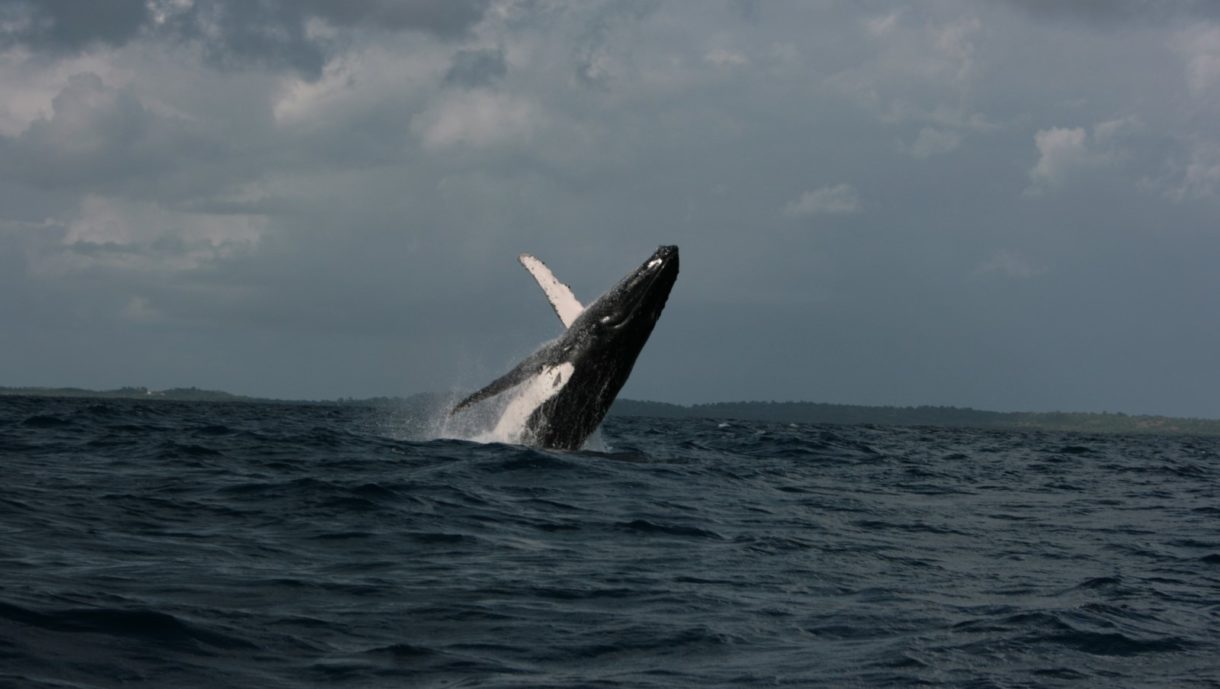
top-left (600, 311), bottom-right (631, 329)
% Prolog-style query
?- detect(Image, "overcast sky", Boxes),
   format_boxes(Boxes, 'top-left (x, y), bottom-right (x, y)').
top-left (2, 0), bottom-right (1219, 416)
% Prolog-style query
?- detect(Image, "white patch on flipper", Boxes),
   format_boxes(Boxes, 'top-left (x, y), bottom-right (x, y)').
top-left (491, 362), bottom-right (575, 444)
top-left (519, 254), bottom-right (583, 328)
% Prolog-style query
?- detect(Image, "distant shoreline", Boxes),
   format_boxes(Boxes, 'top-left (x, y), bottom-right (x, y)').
top-left (609, 400), bottom-right (1220, 436)
top-left (3, 385), bottom-right (1218, 436)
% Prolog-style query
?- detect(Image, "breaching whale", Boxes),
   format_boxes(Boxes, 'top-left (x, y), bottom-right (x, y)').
top-left (450, 245), bottom-right (679, 450)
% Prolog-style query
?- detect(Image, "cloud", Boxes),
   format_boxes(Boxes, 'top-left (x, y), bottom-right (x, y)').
top-left (0, 72), bottom-right (216, 195)
top-left (1003, 0), bottom-right (1220, 24)
top-left (1026, 118), bottom-right (1135, 193)
top-left (830, 11), bottom-right (988, 137)
top-left (1028, 126), bottom-right (1089, 190)
top-left (728, 0), bottom-right (759, 22)
top-left (11, 195), bottom-right (264, 333)
top-left (906, 127), bottom-right (961, 158)
top-left (1179, 146), bottom-right (1220, 199)
top-left (46, 194), bottom-right (264, 274)
top-left (272, 43), bottom-right (446, 127)
top-left (784, 184), bottom-right (860, 217)
top-left (1090, 115), bottom-right (1139, 143)
top-left (1156, 141), bottom-right (1220, 201)
top-left (121, 295), bottom-right (160, 323)
top-left (444, 47), bottom-right (507, 88)
top-left (1, 0), bottom-right (493, 78)
top-left (863, 13), bottom-right (981, 87)
top-left (865, 11), bottom-right (901, 38)
top-left (412, 90), bottom-right (540, 151)
top-left (295, 0), bottom-right (490, 36)
top-left (973, 250), bottom-right (1045, 279)
top-left (572, 0), bottom-right (658, 88)
top-left (1175, 25), bottom-right (1220, 99)
top-left (704, 48), bottom-right (748, 67)
top-left (0, 0), bottom-right (149, 53)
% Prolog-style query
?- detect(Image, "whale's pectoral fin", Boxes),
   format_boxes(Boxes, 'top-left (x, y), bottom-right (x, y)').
top-left (519, 254), bottom-right (583, 328)
top-left (450, 356), bottom-right (546, 416)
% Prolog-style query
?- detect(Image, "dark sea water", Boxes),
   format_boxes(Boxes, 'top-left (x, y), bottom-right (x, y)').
top-left (1, 395), bottom-right (1218, 688)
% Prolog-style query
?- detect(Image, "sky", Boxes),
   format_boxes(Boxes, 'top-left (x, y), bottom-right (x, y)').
top-left (1, 0), bottom-right (1219, 417)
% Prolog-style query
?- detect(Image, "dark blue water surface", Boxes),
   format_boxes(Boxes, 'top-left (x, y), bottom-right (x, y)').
top-left (1, 395), bottom-right (1218, 688)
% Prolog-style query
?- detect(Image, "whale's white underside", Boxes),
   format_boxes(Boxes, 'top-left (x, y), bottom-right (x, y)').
top-left (491, 362), bottom-right (574, 444)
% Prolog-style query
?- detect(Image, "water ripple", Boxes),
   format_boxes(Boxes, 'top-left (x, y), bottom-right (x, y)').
top-left (1, 396), bottom-right (1217, 688)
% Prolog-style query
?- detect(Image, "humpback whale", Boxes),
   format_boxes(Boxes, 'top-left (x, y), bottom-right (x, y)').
top-left (451, 245), bottom-right (679, 450)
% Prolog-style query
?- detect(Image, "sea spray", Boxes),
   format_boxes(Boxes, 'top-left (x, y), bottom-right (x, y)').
top-left (381, 368), bottom-right (607, 450)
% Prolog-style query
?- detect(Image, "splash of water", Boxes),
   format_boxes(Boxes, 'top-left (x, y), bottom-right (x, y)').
top-left (384, 363), bottom-right (605, 450)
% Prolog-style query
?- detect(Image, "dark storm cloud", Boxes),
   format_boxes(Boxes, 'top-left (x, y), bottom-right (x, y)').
top-left (0, 0), bottom-right (149, 52)
top-left (1, 0), bottom-right (492, 78)
top-left (164, 0), bottom-right (491, 78)
top-left (444, 47), bottom-right (507, 88)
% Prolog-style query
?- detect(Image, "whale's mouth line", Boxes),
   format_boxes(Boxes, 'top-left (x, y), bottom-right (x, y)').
top-left (601, 311), bottom-right (636, 330)
top-left (604, 257), bottom-right (672, 329)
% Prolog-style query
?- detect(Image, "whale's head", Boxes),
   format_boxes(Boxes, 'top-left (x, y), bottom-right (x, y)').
top-left (572, 245), bottom-right (679, 355)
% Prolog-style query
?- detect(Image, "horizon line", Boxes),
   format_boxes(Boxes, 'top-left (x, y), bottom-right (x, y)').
top-left (1, 384), bottom-right (1216, 423)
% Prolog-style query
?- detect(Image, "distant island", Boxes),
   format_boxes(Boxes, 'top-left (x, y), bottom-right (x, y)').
top-left (0, 385), bottom-right (270, 403)
top-left (608, 400), bottom-right (1220, 436)
top-left (3, 386), bottom-right (1218, 436)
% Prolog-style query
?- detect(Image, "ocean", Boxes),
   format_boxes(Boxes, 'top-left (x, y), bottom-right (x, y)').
top-left (1, 394), bottom-right (1217, 688)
